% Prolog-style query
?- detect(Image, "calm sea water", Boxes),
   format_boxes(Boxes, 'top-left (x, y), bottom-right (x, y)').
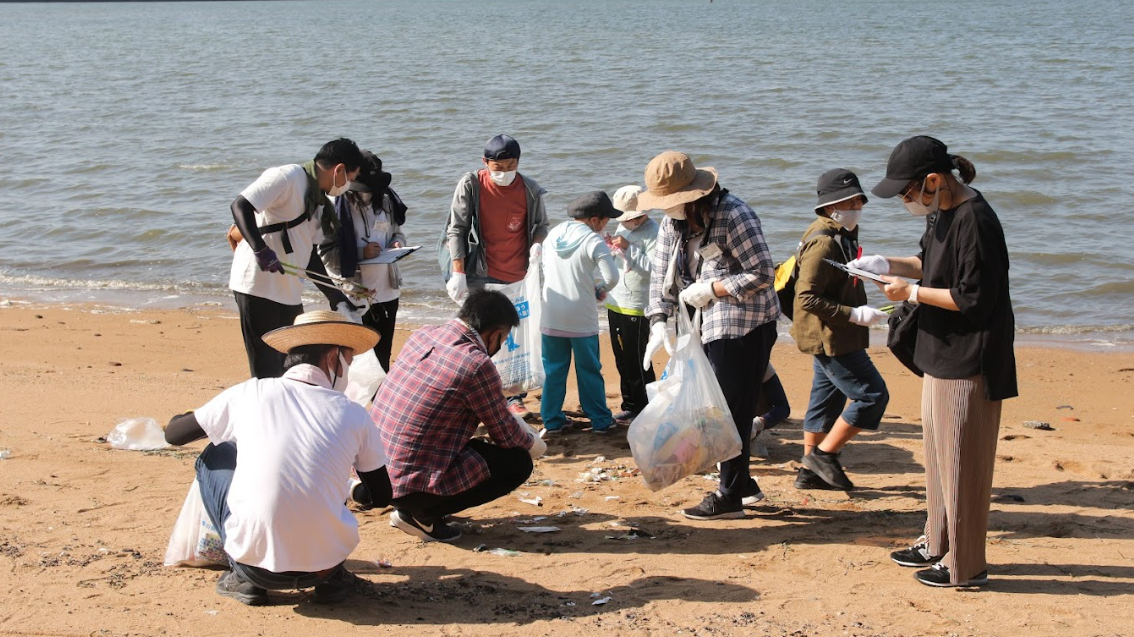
top-left (2, 0), bottom-right (1133, 344)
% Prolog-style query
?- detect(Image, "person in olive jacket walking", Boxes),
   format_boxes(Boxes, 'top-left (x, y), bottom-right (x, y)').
top-left (792, 169), bottom-right (889, 491)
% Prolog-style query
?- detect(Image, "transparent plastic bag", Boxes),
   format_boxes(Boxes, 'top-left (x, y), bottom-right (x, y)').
top-left (628, 305), bottom-right (742, 491)
top-left (487, 264), bottom-right (544, 394)
top-left (345, 348), bottom-right (387, 407)
top-left (164, 480), bottom-right (227, 568)
top-left (107, 417), bottom-right (170, 451)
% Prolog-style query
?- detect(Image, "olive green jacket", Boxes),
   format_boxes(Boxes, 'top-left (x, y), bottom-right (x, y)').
top-left (790, 216), bottom-right (869, 356)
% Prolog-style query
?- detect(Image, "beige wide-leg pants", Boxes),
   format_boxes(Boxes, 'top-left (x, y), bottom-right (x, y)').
top-left (921, 374), bottom-right (1002, 583)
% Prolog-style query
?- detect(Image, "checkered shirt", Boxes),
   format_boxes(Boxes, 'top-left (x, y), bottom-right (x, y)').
top-left (370, 320), bottom-right (534, 498)
top-left (645, 191), bottom-right (781, 342)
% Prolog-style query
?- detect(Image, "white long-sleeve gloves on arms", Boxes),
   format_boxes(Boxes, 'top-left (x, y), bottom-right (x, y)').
top-left (514, 414), bottom-right (547, 459)
top-left (446, 272), bottom-right (468, 305)
top-left (849, 305), bottom-right (889, 327)
top-left (678, 280), bottom-right (716, 309)
top-left (642, 321), bottom-right (676, 370)
top-left (846, 255), bottom-right (890, 275)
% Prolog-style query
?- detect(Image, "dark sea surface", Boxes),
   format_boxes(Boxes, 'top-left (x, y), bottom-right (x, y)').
top-left (1, 0), bottom-right (1132, 346)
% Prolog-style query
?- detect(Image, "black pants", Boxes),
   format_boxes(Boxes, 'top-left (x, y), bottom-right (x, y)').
top-left (391, 440), bottom-right (533, 520)
top-left (607, 309), bottom-right (655, 414)
top-left (361, 298), bottom-right (399, 373)
top-left (233, 291), bottom-right (303, 379)
top-left (704, 320), bottom-right (778, 501)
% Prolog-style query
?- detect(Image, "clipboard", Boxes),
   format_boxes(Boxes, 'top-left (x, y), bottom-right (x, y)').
top-left (822, 258), bottom-right (890, 284)
top-left (358, 245), bottom-right (422, 265)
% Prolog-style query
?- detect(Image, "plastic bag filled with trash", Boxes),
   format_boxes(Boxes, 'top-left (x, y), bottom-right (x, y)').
top-left (164, 480), bottom-right (227, 568)
top-left (344, 348), bottom-right (386, 407)
top-left (628, 305), bottom-right (741, 491)
top-left (486, 264), bottom-right (544, 394)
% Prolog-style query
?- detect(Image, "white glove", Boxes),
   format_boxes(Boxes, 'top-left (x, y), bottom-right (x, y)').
top-left (529, 243), bottom-right (542, 263)
top-left (849, 305), bottom-right (889, 327)
top-left (678, 280), bottom-right (717, 309)
top-left (446, 272), bottom-right (468, 305)
top-left (515, 414), bottom-right (547, 459)
top-left (642, 321), bottom-right (676, 370)
top-left (846, 255), bottom-right (890, 275)
top-left (334, 302), bottom-right (363, 325)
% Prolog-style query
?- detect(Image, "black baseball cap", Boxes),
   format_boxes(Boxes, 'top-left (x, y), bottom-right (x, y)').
top-left (347, 150), bottom-right (392, 193)
top-left (483, 134), bottom-right (521, 161)
top-left (872, 136), bottom-right (956, 198)
top-left (815, 168), bottom-right (867, 212)
top-left (568, 191), bottom-right (619, 220)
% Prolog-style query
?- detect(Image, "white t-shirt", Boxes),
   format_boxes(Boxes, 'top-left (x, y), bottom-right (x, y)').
top-left (194, 364), bottom-right (386, 573)
top-left (229, 164), bottom-right (323, 305)
top-left (350, 198), bottom-right (399, 303)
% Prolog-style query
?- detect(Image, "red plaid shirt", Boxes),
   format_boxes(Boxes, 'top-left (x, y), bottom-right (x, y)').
top-left (370, 320), bottom-right (534, 498)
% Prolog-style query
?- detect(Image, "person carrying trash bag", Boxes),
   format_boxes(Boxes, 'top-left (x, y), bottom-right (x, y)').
top-left (638, 151), bottom-right (780, 520)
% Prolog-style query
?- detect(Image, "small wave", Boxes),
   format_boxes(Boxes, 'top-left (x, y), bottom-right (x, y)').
top-left (1017, 323), bottom-right (1134, 336)
top-left (0, 272), bottom-right (228, 296)
top-left (177, 163), bottom-right (233, 172)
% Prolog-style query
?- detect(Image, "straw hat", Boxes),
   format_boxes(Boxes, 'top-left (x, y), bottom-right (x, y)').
top-left (635, 151), bottom-right (718, 210)
top-left (612, 185), bottom-right (648, 222)
top-left (262, 310), bottom-right (379, 354)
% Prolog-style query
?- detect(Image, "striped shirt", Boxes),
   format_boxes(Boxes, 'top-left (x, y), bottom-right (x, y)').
top-left (645, 191), bottom-right (780, 342)
top-left (370, 320), bottom-right (534, 498)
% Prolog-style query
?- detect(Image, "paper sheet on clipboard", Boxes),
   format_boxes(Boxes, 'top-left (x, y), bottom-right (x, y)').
top-left (822, 258), bottom-right (890, 284)
top-left (358, 245), bottom-right (422, 265)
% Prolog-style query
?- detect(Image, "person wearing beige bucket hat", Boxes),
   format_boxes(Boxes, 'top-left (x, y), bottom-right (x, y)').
top-left (604, 185), bottom-right (661, 424)
top-left (639, 151), bottom-right (781, 520)
top-left (161, 309), bottom-right (391, 606)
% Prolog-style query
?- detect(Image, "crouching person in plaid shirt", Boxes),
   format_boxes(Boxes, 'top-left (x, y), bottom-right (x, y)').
top-left (364, 290), bottom-right (548, 542)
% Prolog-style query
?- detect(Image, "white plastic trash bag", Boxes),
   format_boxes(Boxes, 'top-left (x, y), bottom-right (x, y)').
top-left (107, 417), bottom-right (170, 451)
top-left (487, 264), bottom-right (544, 394)
top-left (345, 348), bottom-right (386, 407)
top-left (164, 480), bottom-right (227, 568)
top-left (628, 305), bottom-right (742, 491)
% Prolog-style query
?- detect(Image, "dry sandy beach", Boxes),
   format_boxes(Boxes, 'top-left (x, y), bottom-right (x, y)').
top-left (1, 303), bottom-right (1132, 637)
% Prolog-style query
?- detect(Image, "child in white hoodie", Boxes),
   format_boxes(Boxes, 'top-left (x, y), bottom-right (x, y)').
top-left (539, 191), bottom-right (621, 433)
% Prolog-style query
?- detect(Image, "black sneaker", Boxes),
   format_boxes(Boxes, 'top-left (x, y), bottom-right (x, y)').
top-left (612, 410), bottom-right (635, 426)
top-left (313, 567), bottom-right (356, 604)
top-left (740, 478), bottom-right (765, 506)
top-left (215, 570), bottom-right (268, 606)
top-left (350, 478), bottom-right (373, 509)
top-left (802, 449), bottom-right (855, 490)
top-left (890, 536), bottom-right (941, 567)
top-left (794, 467), bottom-right (839, 491)
top-left (914, 563), bottom-right (988, 587)
top-left (681, 491), bottom-right (746, 520)
top-left (389, 509), bottom-right (462, 543)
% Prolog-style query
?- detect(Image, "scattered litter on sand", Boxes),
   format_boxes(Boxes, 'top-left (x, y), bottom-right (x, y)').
top-left (519, 496), bottom-right (543, 507)
top-left (1023, 420), bottom-right (1054, 430)
top-left (487, 548), bottom-right (522, 557)
top-left (518, 526), bottom-right (561, 533)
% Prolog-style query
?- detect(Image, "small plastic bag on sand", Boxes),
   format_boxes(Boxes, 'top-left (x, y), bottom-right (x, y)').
top-left (164, 480), bottom-right (227, 568)
top-left (487, 264), bottom-right (544, 394)
top-left (107, 417), bottom-right (170, 451)
top-left (628, 305), bottom-right (742, 491)
top-left (345, 348), bottom-right (386, 407)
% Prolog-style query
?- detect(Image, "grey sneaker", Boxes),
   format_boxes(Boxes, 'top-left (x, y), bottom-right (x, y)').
top-left (802, 448), bottom-right (854, 490)
top-left (215, 570), bottom-right (268, 606)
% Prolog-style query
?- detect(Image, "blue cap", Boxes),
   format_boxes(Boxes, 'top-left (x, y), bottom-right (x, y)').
top-left (484, 134), bottom-right (521, 160)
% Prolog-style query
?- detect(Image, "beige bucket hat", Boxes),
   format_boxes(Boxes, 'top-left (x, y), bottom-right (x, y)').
top-left (635, 151), bottom-right (718, 210)
top-left (612, 185), bottom-right (648, 222)
top-left (262, 310), bottom-right (379, 354)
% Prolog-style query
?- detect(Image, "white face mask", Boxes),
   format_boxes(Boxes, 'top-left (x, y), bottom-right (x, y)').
top-left (328, 167), bottom-right (350, 197)
top-left (830, 209), bottom-right (862, 231)
top-left (329, 350), bottom-right (350, 393)
top-left (489, 170), bottom-right (517, 187)
top-left (903, 181), bottom-right (941, 217)
top-left (663, 203), bottom-right (686, 220)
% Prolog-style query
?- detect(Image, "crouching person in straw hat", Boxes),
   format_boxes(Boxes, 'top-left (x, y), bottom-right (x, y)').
top-left (163, 310), bottom-right (393, 606)
top-left (358, 290), bottom-right (547, 542)
top-left (638, 151), bottom-right (780, 520)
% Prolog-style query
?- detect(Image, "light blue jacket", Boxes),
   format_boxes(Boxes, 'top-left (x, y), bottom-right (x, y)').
top-left (605, 217), bottom-right (659, 315)
top-left (540, 220), bottom-right (619, 336)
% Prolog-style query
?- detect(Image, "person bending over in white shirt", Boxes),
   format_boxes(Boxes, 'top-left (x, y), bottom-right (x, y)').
top-left (164, 310), bottom-right (391, 606)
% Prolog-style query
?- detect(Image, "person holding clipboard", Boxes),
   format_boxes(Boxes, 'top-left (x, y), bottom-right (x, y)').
top-left (791, 169), bottom-right (890, 492)
top-left (319, 150), bottom-right (410, 372)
